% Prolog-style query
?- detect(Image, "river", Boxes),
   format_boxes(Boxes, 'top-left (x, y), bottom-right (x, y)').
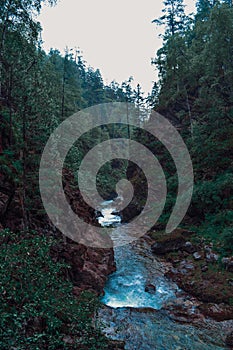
top-left (97, 200), bottom-right (227, 350)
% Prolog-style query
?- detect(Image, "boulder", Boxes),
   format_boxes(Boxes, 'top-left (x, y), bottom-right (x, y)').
top-left (198, 303), bottom-right (233, 321)
top-left (164, 298), bottom-right (203, 323)
top-left (151, 236), bottom-right (186, 255)
top-left (145, 284), bottom-right (156, 294)
top-left (51, 242), bottom-right (116, 295)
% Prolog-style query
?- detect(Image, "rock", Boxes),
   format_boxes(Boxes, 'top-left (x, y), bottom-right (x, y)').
top-left (151, 236), bottom-right (186, 255)
top-left (145, 284), bottom-right (156, 294)
top-left (164, 298), bottom-right (203, 323)
top-left (222, 257), bottom-right (230, 265)
top-left (222, 257), bottom-right (233, 272)
top-left (226, 331), bottom-right (233, 347)
top-left (206, 252), bottom-right (219, 263)
top-left (179, 260), bottom-right (195, 271)
top-left (183, 241), bottom-right (196, 254)
top-left (199, 303), bottom-right (233, 321)
top-left (204, 245), bottom-right (213, 253)
top-left (51, 242), bottom-right (116, 295)
top-left (193, 252), bottom-right (202, 260)
top-left (201, 265), bottom-right (208, 272)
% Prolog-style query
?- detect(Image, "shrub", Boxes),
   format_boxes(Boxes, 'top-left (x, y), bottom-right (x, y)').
top-left (0, 229), bottom-right (107, 349)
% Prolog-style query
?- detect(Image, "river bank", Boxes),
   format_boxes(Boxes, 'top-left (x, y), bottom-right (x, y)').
top-left (148, 228), bottom-right (233, 323)
top-left (97, 203), bottom-right (233, 349)
top-left (99, 232), bottom-right (233, 349)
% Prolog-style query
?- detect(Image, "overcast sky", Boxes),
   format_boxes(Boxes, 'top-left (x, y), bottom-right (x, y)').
top-left (39, 0), bottom-right (196, 95)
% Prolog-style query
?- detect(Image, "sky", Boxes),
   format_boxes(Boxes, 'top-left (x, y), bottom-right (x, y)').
top-left (38, 0), bottom-right (196, 95)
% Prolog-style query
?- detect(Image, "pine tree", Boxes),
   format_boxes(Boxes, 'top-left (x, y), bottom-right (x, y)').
top-left (196, 0), bottom-right (217, 20)
top-left (152, 0), bottom-right (187, 38)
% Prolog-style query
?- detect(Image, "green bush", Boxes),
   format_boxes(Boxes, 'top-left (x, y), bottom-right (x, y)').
top-left (0, 229), bottom-right (107, 350)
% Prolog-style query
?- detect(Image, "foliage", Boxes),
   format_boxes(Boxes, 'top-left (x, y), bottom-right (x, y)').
top-left (0, 0), bottom-right (146, 224)
top-left (0, 229), bottom-right (107, 349)
top-left (152, 0), bottom-right (233, 255)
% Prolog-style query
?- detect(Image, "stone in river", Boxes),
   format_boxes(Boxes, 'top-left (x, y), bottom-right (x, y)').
top-left (145, 284), bottom-right (156, 294)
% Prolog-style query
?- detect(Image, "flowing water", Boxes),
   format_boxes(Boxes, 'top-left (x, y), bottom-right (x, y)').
top-left (97, 201), bottom-right (227, 350)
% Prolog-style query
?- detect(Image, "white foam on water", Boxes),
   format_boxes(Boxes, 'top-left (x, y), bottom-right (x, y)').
top-left (97, 200), bottom-right (178, 309)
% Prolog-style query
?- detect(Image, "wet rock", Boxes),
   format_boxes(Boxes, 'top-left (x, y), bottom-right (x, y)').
top-left (226, 331), bottom-right (233, 347)
top-left (145, 284), bottom-right (156, 294)
top-left (132, 307), bottom-right (158, 314)
top-left (164, 298), bottom-right (203, 323)
top-left (193, 252), bottom-right (202, 260)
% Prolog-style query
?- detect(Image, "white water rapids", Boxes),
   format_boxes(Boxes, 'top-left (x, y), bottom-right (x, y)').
top-left (97, 200), bottom-right (226, 350)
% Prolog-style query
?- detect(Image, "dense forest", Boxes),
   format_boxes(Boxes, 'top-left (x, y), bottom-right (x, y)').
top-left (152, 0), bottom-right (233, 252)
top-left (0, 0), bottom-right (233, 348)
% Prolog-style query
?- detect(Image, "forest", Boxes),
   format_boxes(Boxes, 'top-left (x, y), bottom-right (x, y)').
top-left (0, 0), bottom-right (233, 349)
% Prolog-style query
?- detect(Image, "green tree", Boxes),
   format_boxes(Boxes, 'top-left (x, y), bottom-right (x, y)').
top-left (152, 0), bottom-right (187, 38)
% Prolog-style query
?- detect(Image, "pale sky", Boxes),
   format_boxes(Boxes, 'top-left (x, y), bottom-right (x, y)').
top-left (39, 0), bottom-right (196, 94)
